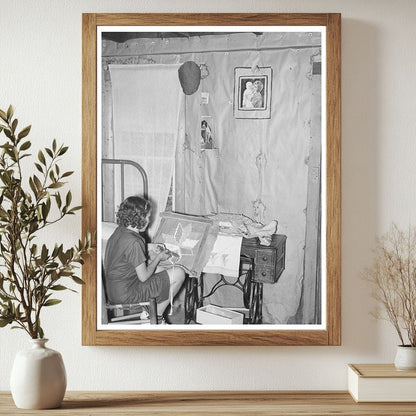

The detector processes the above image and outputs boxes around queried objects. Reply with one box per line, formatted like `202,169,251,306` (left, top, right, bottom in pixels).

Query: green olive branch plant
0,105,94,339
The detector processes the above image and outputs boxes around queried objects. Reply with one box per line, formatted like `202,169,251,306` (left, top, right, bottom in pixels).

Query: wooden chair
105,298,158,324
101,267,158,325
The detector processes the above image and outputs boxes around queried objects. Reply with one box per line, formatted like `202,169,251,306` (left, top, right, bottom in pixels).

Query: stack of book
348,364,416,402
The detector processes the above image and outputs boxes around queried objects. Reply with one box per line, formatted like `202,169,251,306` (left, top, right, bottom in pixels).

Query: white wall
1,0,415,391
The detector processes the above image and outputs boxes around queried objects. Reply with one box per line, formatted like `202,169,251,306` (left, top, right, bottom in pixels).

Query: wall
1,0,416,391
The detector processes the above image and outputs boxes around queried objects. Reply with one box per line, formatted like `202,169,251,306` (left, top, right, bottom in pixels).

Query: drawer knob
262,271,267,276
262,256,268,261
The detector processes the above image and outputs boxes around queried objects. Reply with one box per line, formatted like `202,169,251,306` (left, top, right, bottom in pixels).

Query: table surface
1,391,416,415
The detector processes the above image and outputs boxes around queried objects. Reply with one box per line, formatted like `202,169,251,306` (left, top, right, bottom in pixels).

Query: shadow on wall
341,19,382,355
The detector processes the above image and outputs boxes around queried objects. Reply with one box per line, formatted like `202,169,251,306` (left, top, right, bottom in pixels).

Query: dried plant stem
363,223,416,347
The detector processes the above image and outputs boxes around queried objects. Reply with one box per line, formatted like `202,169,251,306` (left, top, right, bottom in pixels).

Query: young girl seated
104,196,185,321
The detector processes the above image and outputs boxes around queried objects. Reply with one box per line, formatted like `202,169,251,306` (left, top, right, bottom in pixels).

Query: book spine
347,366,359,402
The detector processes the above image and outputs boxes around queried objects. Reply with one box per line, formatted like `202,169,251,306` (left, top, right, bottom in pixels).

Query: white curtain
109,64,183,236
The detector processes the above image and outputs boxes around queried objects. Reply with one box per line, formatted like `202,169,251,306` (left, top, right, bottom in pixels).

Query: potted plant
363,223,416,370
0,105,94,408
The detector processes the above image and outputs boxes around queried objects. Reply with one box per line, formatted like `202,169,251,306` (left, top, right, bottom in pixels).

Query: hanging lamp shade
178,61,201,95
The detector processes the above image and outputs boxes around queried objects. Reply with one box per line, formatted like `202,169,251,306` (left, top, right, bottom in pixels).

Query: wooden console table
1,391,416,415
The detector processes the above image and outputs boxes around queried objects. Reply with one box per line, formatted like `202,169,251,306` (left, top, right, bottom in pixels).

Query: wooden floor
2,391,416,415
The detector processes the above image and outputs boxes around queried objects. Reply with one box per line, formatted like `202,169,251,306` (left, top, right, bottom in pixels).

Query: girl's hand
159,249,172,261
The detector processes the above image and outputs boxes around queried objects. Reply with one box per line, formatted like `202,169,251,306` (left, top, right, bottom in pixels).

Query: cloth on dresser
207,213,278,246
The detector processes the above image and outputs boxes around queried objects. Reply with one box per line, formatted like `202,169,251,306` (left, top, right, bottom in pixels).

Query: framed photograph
82,13,341,346
234,67,272,118
201,116,215,149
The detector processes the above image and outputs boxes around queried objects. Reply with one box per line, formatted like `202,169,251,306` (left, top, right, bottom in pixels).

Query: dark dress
104,226,170,304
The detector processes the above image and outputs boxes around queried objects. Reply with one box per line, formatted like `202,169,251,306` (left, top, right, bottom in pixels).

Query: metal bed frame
102,158,148,200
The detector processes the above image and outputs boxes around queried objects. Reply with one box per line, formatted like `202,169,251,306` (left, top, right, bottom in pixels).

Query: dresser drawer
241,235,287,284
255,267,275,283
255,249,276,268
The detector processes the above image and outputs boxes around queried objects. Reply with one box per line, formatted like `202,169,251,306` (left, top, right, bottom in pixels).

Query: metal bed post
102,158,148,200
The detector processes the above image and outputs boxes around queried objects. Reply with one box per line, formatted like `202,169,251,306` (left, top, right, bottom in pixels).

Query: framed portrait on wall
234,67,272,119
82,13,341,346
200,115,215,149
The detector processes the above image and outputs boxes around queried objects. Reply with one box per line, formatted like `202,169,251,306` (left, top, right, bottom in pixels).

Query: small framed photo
234,67,272,119
201,116,215,150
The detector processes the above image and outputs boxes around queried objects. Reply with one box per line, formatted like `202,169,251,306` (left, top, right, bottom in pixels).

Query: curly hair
116,196,151,230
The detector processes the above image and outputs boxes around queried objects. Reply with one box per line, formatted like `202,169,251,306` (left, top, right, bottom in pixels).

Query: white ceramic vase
394,345,416,371
10,338,67,409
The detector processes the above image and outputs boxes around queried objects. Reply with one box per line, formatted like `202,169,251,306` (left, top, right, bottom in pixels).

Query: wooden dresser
1,391,415,415
241,234,287,283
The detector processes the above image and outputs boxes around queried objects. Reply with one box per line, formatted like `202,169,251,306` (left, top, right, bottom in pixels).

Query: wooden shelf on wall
1,391,416,415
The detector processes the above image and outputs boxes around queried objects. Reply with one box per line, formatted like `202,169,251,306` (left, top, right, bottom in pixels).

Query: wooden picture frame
82,13,341,346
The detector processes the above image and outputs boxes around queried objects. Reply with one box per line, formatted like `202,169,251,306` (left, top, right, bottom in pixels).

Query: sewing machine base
184,235,286,325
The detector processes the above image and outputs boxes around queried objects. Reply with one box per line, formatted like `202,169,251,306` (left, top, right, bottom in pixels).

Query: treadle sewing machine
184,234,287,325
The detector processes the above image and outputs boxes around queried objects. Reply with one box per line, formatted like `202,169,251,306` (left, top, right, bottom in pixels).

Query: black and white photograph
234,67,272,118
97,27,326,331
201,116,214,149
240,78,266,109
